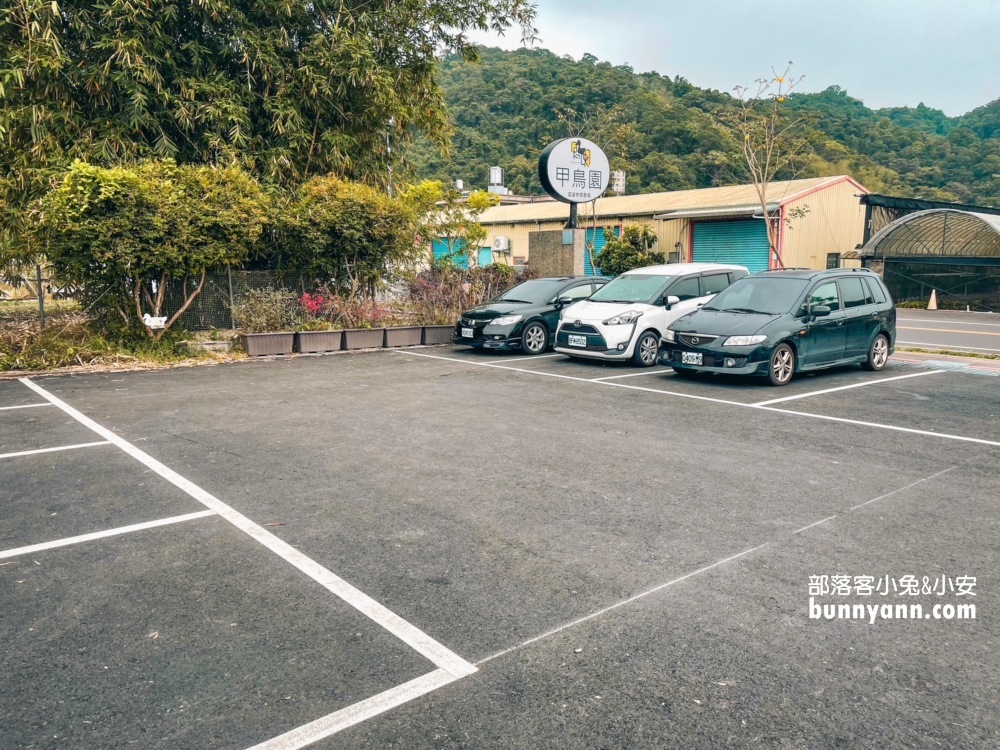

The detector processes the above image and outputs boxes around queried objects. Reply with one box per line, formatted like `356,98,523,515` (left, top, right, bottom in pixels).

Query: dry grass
0,304,224,372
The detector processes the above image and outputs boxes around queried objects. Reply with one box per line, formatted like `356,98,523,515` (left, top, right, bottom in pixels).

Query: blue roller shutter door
585,226,621,275
432,238,468,269
692,220,770,273
477,247,493,266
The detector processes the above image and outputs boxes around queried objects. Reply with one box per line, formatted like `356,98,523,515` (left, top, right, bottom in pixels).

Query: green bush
594,225,666,276
35,160,270,339
231,289,300,333
282,176,420,299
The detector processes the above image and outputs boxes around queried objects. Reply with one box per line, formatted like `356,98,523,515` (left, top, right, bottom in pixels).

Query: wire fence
163,270,320,330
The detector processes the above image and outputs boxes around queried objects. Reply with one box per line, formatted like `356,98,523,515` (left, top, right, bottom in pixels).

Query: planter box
343,328,385,350
422,325,455,345
241,332,294,357
296,330,343,353
384,326,423,348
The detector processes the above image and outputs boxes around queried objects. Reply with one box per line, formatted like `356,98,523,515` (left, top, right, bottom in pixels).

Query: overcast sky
473,0,1000,116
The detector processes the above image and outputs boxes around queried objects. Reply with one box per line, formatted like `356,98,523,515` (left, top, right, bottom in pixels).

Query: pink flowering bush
297,288,392,329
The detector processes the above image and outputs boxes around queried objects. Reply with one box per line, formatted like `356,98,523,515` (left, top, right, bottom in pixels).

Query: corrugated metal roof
479,176,852,225
652,202,780,220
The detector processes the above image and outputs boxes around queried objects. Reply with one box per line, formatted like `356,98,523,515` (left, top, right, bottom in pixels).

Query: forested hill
407,47,1000,207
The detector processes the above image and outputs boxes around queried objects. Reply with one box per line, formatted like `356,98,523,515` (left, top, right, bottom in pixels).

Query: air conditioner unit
493,236,511,253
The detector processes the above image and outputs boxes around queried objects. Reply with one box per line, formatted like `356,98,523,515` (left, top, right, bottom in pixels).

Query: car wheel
521,321,548,355
767,343,795,386
862,333,889,371
632,330,659,367
671,367,698,378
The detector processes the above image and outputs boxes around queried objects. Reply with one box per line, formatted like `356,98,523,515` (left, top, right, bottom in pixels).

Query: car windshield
492,278,570,304
702,276,808,315
589,274,673,304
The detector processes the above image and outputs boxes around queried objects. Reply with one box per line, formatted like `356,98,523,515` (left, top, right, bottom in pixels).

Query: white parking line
476,463,954,669
753,370,945,406
792,515,837,534
246,669,458,750
0,441,111,460
849,466,958,510
476,542,770,666
19,377,476,684
756,405,1000,447
399,350,749,408
400,350,1000,448
0,510,217,560
591,369,673,381
0,403,53,411
492,353,562,363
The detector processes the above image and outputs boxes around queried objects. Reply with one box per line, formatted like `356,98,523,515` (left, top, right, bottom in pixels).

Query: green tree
36,160,269,338
284,176,419,299
403,180,499,267
0,0,537,275
409,47,1000,209
594,225,664,276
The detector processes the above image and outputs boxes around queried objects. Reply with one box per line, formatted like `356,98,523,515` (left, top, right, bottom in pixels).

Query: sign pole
566,203,578,230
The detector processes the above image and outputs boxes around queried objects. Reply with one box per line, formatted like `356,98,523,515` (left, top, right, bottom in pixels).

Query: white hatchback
554,263,749,366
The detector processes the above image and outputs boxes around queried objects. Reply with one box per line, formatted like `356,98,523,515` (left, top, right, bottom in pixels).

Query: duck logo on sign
538,137,611,204
570,140,591,167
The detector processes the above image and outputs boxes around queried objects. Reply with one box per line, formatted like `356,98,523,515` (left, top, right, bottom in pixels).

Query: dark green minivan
659,268,895,386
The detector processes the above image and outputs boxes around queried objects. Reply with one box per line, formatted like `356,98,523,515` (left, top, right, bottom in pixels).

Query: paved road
896,308,1000,354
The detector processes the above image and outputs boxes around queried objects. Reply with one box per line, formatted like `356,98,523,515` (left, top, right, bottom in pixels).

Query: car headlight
491,314,522,326
603,310,642,325
559,308,566,320
662,329,676,343
723,334,767,347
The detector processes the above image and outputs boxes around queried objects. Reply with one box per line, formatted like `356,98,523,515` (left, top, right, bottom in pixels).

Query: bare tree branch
718,63,809,267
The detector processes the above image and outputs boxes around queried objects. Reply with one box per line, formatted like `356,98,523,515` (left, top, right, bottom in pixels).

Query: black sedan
455,276,609,355
660,268,896,386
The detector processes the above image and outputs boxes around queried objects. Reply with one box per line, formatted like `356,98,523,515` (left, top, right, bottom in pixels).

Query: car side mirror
664,295,680,310
555,296,573,307
811,305,831,319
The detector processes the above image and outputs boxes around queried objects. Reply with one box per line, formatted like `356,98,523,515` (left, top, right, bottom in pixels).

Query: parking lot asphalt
1,346,997,749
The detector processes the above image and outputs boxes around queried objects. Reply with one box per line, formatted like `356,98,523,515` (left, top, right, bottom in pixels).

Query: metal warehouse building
477,175,868,273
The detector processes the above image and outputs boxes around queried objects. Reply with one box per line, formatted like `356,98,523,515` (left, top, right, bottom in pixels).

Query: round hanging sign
538,137,611,204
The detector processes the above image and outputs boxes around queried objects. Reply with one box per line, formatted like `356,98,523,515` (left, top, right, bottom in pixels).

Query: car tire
521,321,548,355
671,366,698,378
767,343,795,386
631,330,659,367
862,333,889,371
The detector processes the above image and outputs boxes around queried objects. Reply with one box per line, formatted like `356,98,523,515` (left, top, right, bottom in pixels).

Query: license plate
682,352,703,365
568,334,588,348
462,327,474,339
